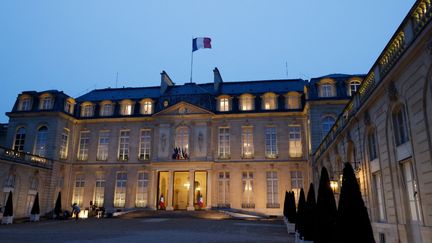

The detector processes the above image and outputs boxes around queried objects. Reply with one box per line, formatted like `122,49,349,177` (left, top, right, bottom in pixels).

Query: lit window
401,161,421,222
139,129,151,160
120,100,134,116
265,127,277,158
77,131,90,161
118,130,130,161
242,172,254,208
100,103,113,116
141,100,153,115
217,171,230,207
266,171,279,208
319,84,336,97
114,172,127,208
40,96,54,110
218,127,230,159
242,127,254,158
392,106,409,146
174,126,189,159
34,126,48,157
94,174,105,207
373,172,386,221
322,116,335,138
219,98,230,112
136,172,149,207
286,92,301,109
97,131,110,161
289,125,302,157
64,100,75,114
72,174,85,207
349,80,361,96
13,127,26,152
262,93,277,110
59,128,69,159
81,103,94,117
19,97,32,111
368,131,378,161
291,171,303,200
240,94,254,111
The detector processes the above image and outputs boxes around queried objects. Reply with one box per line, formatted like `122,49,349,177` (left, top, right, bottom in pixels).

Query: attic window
217,95,231,112
240,94,254,111
286,92,301,109
39,94,54,110
120,100,134,116
140,99,153,115
81,103,95,117
18,96,32,111
262,93,277,110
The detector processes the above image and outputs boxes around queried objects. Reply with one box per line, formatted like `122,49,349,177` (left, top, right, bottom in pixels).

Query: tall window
242,127,254,158
392,106,409,146
242,172,254,208
141,100,153,115
219,97,230,112
59,128,69,159
118,130,130,161
175,126,189,154
136,172,149,207
94,173,105,207
286,92,301,109
34,126,48,157
64,100,74,114
291,171,303,200
139,129,151,160
402,161,422,222
266,171,279,208
373,172,386,221
240,94,254,111
13,127,26,152
218,172,230,207
72,174,85,207
40,96,53,110
319,84,336,97
3,174,16,189
26,177,38,214
262,93,277,110
368,131,378,161
19,97,32,111
114,172,127,208
77,131,90,161
120,101,133,116
100,103,113,116
349,80,361,96
289,125,302,157
265,127,277,158
322,116,335,138
97,131,110,161
218,127,230,159
81,104,94,117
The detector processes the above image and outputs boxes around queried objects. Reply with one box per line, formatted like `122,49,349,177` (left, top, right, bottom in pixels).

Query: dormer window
18,96,32,111
318,79,336,98
120,100,134,116
262,93,277,110
81,102,95,117
140,99,153,115
217,95,231,112
285,92,301,109
239,94,254,111
348,80,361,96
64,98,75,114
100,101,114,116
39,94,54,110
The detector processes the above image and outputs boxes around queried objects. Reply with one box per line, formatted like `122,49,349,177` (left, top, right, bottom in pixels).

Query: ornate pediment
153,101,214,116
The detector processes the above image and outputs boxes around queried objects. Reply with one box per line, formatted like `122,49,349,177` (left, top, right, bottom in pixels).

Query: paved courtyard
0,210,293,242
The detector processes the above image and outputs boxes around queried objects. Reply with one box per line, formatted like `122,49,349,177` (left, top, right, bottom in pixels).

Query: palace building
1,0,432,242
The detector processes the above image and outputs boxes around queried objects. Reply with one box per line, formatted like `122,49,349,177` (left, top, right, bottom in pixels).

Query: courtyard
0,210,292,243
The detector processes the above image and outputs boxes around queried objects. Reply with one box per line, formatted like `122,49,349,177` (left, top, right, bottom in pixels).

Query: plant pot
286,222,296,234
1,216,13,224
30,214,40,222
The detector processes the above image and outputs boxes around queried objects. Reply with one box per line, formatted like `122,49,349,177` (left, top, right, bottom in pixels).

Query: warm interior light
330,180,339,193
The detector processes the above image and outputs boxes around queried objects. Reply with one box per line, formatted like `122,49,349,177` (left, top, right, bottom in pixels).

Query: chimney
213,67,223,92
160,70,174,94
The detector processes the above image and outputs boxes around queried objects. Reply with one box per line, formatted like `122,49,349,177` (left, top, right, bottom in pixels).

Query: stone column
149,170,157,210
166,170,174,211
206,170,212,209
187,170,195,211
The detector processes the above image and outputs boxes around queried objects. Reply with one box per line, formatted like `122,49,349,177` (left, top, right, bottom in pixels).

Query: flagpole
190,38,194,83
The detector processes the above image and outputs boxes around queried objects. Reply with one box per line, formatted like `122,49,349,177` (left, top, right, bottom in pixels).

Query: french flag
192,37,212,52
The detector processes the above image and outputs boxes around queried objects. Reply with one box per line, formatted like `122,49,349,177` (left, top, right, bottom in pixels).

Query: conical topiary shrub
2,191,13,224
295,188,306,240
287,191,297,224
316,167,338,243
54,191,62,219
338,162,375,243
303,183,317,242
30,193,40,222
283,190,288,219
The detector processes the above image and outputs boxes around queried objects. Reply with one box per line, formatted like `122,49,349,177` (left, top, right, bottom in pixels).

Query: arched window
100,101,114,117
140,99,154,115
18,95,32,111
318,79,336,97
34,126,48,157
368,130,378,161
239,94,254,111
39,93,54,110
348,80,361,96
81,102,95,117
262,93,277,110
3,174,16,188
64,98,75,114
175,126,189,158
217,95,231,112
322,116,335,138
285,92,301,109
13,127,26,152
392,105,409,146
120,99,134,116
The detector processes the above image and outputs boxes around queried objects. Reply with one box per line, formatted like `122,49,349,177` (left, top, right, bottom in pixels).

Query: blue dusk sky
0,0,414,122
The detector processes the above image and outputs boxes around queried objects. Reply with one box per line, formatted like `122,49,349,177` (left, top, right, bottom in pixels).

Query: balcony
0,146,53,170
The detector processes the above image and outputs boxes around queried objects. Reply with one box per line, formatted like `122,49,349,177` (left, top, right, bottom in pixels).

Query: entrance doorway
173,171,190,210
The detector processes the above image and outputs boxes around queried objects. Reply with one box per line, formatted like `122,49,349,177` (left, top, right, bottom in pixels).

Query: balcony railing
0,146,53,170
313,0,432,162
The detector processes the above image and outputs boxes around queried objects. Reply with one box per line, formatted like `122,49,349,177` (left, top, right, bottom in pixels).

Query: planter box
30,214,40,222
1,216,13,224
286,222,296,234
